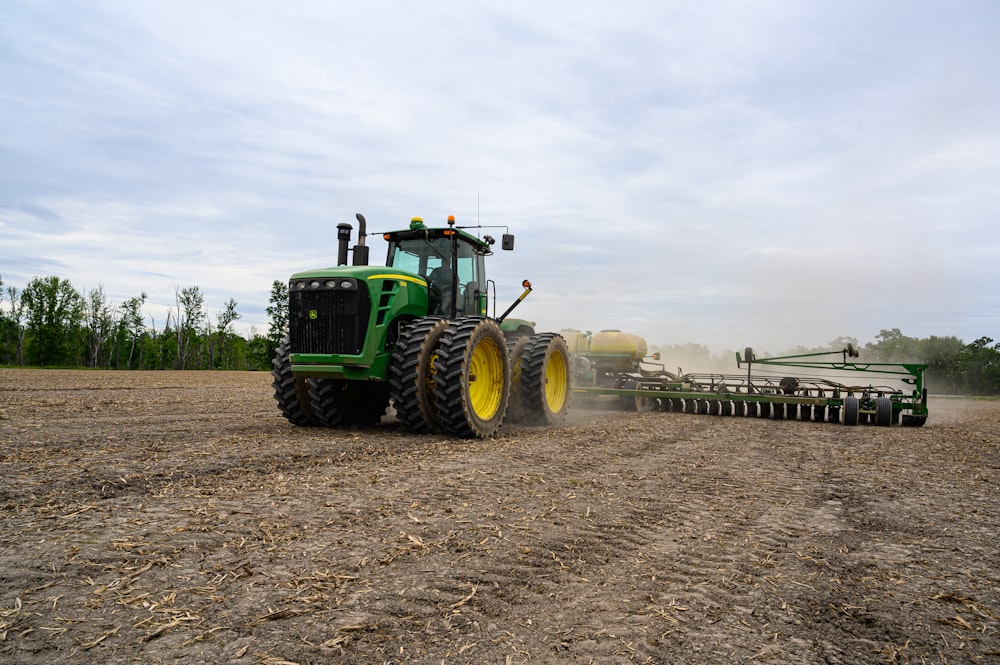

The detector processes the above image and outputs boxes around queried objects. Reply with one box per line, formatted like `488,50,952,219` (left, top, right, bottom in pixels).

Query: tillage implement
271,213,571,438
568,330,929,427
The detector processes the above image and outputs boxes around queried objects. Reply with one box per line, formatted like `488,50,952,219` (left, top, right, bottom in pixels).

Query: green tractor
271,213,571,437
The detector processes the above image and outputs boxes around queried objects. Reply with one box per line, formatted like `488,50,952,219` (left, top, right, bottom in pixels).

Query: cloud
1,0,998,354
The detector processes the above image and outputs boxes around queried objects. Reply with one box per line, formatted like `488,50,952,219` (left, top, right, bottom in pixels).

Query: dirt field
1,369,998,664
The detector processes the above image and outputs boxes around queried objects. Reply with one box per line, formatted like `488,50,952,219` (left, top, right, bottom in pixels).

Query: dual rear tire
392,317,571,437
515,332,571,424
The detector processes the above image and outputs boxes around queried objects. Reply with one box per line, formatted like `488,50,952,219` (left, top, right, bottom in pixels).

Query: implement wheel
901,414,928,427
875,397,893,427
520,333,571,424
843,396,860,426
434,317,511,438
271,333,319,426
634,394,657,412
389,317,449,433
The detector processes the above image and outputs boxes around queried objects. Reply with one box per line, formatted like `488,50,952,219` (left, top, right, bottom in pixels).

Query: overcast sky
2,0,998,354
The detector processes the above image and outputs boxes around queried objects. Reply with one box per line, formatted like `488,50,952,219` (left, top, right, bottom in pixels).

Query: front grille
289,287,371,355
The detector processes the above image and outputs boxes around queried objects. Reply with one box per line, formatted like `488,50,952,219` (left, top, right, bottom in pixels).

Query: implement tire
434,317,510,438
389,317,449,433
844,396,860,426
875,396,893,427
271,333,318,426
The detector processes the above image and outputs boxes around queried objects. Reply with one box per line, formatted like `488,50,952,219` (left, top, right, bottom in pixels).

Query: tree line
2,274,998,395
0,275,288,371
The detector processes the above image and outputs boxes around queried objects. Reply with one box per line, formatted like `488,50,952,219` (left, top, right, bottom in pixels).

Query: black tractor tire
308,378,344,427
433,317,511,438
310,379,389,427
521,333,571,424
505,335,531,424
271,333,319,426
389,317,449,433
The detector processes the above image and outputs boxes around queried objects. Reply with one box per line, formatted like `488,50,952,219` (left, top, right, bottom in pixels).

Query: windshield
388,236,486,315
389,237,453,277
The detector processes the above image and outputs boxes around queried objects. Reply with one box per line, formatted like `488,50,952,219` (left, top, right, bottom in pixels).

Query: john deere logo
309,310,318,320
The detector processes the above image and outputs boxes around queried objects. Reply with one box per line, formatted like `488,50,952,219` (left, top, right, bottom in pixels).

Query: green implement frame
571,346,929,427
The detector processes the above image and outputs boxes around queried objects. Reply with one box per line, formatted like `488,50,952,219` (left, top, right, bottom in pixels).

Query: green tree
957,337,1000,395
867,328,934,364
116,293,148,369
267,280,288,344
175,286,206,369
85,285,115,368
0,277,26,365
246,332,273,371
245,279,289,370
921,335,965,394
211,298,241,370
21,276,86,366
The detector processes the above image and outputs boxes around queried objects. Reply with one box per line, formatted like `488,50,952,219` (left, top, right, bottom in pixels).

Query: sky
2,0,998,354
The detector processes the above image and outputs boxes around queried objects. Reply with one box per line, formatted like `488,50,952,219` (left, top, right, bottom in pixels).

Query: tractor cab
383,217,493,318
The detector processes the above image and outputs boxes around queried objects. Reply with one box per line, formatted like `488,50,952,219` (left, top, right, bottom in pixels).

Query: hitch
496,280,532,323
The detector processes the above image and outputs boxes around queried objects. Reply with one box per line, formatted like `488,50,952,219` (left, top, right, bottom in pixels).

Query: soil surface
1,369,998,664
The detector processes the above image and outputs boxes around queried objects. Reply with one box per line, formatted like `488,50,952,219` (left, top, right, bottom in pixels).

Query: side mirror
502,234,515,251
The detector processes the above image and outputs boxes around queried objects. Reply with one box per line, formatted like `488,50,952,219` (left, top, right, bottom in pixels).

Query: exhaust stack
353,213,369,266
336,223,352,266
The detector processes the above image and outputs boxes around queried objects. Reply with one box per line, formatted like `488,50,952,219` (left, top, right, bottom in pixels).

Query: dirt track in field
1,369,998,664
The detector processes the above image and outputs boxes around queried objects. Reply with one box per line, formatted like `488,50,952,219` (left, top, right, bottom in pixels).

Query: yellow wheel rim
469,336,504,420
543,348,568,413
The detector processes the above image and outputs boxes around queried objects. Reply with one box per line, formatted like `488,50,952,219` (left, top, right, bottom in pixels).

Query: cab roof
382,225,493,254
